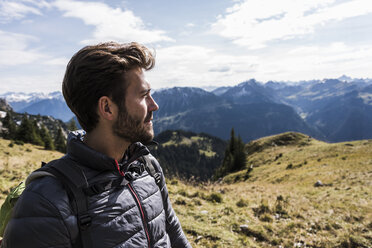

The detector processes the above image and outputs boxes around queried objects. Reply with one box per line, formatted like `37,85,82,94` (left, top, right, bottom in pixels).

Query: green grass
162,132,217,157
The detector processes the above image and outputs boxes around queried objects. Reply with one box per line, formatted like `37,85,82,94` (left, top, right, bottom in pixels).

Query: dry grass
0,133,371,247
0,139,62,202
169,133,372,247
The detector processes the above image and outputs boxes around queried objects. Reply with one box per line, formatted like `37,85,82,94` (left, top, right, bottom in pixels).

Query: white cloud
212,0,372,49
53,0,174,44
146,41,372,89
147,45,258,88
0,30,46,66
0,27,69,67
43,57,69,66
0,74,62,93
186,23,195,28
252,42,372,82
0,0,51,23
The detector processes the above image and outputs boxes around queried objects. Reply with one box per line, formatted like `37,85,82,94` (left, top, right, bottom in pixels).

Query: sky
0,0,372,93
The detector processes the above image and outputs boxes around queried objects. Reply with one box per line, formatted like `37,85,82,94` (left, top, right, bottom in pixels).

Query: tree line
1,111,77,153
213,128,247,180
149,130,227,181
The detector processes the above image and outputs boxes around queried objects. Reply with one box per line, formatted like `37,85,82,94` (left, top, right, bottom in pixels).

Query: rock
294,241,305,247
314,180,324,187
200,210,208,215
218,189,225,194
0,98,12,112
240,224,249,232
195,236,203,243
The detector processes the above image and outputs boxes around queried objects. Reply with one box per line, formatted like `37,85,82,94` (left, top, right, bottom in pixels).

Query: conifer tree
232,135,246,171
54,127,66,153
2,111,17,140
31,119,44,146
67,118,78,131
16,114,37,144
229,128,236,154
39,125,55,150
214,128,247,179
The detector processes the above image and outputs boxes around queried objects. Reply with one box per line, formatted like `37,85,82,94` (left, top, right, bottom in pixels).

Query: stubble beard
113,105,154,144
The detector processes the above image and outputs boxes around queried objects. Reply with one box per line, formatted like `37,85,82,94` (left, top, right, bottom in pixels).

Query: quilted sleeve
150,156,192,248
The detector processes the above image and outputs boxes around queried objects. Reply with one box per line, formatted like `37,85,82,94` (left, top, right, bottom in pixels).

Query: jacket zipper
128,183,151,248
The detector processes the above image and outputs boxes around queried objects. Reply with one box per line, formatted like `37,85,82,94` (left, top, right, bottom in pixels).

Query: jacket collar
66,130,150,173
66,130,118,171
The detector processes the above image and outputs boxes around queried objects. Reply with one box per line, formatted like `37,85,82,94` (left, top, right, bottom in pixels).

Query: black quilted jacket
2,132,191,248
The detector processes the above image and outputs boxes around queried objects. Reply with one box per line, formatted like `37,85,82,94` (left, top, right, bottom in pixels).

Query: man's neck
83,128,130,161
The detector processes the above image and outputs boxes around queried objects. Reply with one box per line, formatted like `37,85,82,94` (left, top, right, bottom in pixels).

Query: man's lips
144,112,153,123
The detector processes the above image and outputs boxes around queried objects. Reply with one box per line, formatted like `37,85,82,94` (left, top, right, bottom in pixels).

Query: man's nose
148,95,159,112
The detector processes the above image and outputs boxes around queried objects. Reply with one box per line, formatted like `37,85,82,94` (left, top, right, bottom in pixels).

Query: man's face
113,67,159,144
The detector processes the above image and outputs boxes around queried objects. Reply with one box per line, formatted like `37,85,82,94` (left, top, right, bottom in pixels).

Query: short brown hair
62,42,155,132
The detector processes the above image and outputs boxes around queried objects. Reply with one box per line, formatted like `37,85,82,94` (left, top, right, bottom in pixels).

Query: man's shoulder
12,174,71,222
22,158,74,209
26,172,63,193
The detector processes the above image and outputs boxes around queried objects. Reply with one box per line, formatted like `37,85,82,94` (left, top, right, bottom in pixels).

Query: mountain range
1,76,372,142
0,92,73,122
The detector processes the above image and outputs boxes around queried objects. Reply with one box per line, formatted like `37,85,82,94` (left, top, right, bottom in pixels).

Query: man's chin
136,128,154,144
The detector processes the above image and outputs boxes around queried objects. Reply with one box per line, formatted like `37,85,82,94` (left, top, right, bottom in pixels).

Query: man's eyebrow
140,88,151,94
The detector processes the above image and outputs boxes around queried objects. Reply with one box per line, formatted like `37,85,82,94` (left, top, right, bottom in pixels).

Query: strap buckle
78,213,92,230
153,173,161,185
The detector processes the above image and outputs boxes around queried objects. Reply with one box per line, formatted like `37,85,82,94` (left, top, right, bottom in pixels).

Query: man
2,42,191,248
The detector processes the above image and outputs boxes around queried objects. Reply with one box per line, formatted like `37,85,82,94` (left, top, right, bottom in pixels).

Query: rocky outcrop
0,98,13,112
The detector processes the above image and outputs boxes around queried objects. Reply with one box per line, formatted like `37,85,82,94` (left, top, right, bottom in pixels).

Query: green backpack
0,182,25,236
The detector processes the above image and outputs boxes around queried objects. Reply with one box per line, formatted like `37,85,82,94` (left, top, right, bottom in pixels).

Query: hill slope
168,132,372,247
0,133,371,247
0,139,63,202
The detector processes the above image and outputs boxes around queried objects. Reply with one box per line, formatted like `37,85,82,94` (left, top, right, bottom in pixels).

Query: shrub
189,191,200,198
177,189,187,197
259,214,273,222
338,235,370,248
175,198,187,205
222,207,234,215
240,225,269,242
192,199,202,206
274,195,289,217
205,192,223,203
170,179,178,185
236,199,248,208
253,199,271,217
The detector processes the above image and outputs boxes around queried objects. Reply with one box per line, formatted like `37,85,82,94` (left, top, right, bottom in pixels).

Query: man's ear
97,96,115,121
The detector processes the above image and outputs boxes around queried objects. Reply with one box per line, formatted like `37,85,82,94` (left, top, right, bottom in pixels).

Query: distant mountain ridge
1,75,372,142
0,92,74,122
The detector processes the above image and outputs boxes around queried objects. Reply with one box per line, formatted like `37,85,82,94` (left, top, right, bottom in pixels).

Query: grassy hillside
169,132,372,247
0,133,371,247
0,139,62,202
